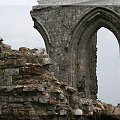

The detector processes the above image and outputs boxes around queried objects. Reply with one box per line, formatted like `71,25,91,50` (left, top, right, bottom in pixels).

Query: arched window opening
97,27,120,105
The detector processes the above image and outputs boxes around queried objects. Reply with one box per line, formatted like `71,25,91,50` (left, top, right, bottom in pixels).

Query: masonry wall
31,5,120,99
37,0,120,5
31,5,94,85
0,39,120,119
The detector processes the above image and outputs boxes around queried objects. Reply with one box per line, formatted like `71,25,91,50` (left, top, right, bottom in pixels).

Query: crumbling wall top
37,0,120,5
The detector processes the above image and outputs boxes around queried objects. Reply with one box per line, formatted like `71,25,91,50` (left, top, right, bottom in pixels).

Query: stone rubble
0,38,120,119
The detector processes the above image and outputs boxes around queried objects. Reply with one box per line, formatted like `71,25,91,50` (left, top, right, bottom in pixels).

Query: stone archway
31,17,51,54
31,5,120,100
70,7,120,99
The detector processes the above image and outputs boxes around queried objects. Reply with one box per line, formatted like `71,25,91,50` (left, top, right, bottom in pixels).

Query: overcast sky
0,1,45,49
0,0,120,105
0,0,38,5
97,28,120,105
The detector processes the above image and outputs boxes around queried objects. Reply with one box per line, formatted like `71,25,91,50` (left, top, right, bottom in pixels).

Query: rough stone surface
31,5,120,99
0,39,120,119
37,0,120,5
0,1,120,119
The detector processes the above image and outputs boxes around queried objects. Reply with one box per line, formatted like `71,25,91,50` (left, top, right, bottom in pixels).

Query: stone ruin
37,0,120,5
0,38,120,119
0,0,120,119
31,0,120,100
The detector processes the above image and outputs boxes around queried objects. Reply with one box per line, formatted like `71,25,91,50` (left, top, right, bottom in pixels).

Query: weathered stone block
0,60,4,66
4,59,17,67
16,59,27,67
5,68,19,76
0,69,4,76
19,66,45,75
0,76,6,86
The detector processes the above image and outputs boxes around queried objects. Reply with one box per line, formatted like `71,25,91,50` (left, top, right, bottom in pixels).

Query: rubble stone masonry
0,38,120,119
31,4,120,99
0,1,120,119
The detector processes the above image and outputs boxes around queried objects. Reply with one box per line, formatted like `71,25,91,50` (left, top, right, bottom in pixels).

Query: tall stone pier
31,0,120,99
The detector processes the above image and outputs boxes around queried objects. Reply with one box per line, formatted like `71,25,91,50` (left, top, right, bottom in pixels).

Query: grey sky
0,1,45,50
0,0,37,5
0,1,120,105
97,27,120,105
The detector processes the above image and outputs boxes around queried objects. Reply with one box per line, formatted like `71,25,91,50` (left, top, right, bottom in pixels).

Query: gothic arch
70,7,120,99
32,17,51,54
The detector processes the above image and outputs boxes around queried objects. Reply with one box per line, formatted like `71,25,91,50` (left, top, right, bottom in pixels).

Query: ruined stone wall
0,39,80,119
0,38,120,119
1,39,120,120
31,5,94,85
31,5,120,99
37,0,120,5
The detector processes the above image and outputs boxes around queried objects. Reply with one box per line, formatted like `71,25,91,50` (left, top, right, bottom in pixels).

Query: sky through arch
97,27,120,105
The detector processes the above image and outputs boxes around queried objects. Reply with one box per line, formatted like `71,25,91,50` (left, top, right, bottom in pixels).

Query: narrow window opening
97,27,120,105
